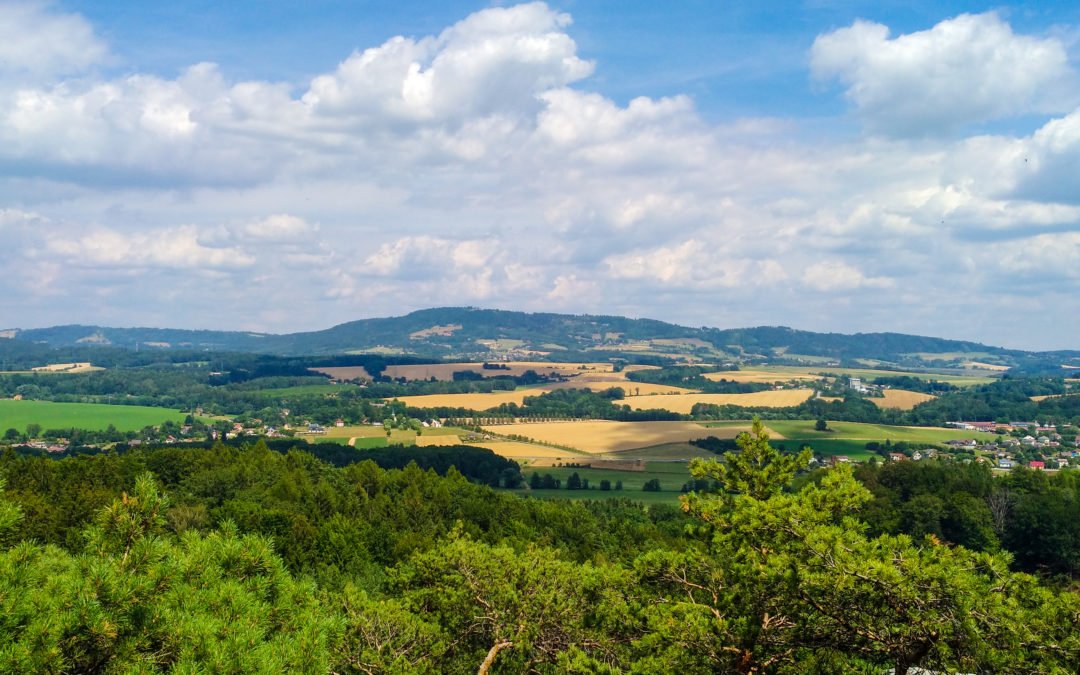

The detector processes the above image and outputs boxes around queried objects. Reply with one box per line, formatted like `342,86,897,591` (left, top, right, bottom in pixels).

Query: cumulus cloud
801,261,893,292
44,226,255,270
811,13,1075,137
0,1,107,79
4,4,1080,347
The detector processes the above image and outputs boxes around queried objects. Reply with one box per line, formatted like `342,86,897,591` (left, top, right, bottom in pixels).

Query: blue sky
3,1,1080,349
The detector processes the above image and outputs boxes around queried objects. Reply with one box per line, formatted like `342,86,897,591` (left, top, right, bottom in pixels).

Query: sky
3,1,1080,350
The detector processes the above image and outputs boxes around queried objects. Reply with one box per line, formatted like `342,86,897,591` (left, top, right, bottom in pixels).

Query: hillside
4,307,1077,369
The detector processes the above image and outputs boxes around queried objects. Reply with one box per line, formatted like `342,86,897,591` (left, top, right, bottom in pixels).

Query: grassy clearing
0,400,190,432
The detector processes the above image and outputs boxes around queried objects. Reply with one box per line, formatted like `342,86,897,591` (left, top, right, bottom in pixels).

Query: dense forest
2,424,1078,673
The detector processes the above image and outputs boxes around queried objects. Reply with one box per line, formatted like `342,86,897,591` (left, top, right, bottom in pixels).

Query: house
888,452,906,462
1055,458,1070,469
1029,460,1046,471
912,450,923,461
334,419,345,427
998,458,1014,469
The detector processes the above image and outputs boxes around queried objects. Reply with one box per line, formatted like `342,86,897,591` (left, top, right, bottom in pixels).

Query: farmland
871,389,937,409
0,400,190,432
480,420,758,454
744,365,996,387
627,389,815,413
383,361,614,381
703,369,821,384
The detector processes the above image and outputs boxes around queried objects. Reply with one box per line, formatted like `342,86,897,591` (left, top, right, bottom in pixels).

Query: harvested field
472,441,582,459
964,361,1010,371
415,434,463,447
542,379,696,396
309,366,371,380
628,389,814,414
872,389,936,409
480,420,759,454
703,369,821,384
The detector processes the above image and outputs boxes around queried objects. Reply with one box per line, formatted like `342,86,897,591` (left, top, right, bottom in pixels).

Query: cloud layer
2,3,1080,349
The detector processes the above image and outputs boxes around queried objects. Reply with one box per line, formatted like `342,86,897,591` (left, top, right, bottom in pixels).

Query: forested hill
3,307,1075,366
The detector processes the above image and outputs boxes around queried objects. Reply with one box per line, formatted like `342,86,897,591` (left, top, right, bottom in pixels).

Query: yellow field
415,434,463,446
395,378,697,410
479,420,764,454
1031,393,1080,402
872,389,936,410
628,389,814,414
964,361,1010,372
703,369,822,384
471,441,583,459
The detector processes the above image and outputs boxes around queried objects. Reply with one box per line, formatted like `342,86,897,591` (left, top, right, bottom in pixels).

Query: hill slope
4,307,1076,369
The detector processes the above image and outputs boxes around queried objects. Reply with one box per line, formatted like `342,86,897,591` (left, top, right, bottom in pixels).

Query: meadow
0,400,190,432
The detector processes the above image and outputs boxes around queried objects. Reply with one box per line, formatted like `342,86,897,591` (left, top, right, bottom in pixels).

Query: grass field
480,420,752,454
737,420,991,459
0,400,190,432
249,383,356,397
628,389,814,413
871,389,937,409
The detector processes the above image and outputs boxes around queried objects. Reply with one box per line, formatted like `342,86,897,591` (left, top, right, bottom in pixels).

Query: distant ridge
3,307,1076,368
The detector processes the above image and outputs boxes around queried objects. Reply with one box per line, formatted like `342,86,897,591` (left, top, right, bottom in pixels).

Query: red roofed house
1029,460,1046,471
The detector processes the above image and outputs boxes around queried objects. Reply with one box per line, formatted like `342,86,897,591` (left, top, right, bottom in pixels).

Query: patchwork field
479,420,760,454
396,390,535,410
871,389,937,409
0,400,190,432
743,365,995,387
383,361,614,381
627,389,815,413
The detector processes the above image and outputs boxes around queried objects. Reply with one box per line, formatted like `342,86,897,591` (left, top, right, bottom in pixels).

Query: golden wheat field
627,389,814,414
415,434,463,447
479,420,760,454
871,389,936,409
470,441,584,459
703,369,822,384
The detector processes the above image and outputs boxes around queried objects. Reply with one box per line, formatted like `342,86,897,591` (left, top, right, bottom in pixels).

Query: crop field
479,420,753,454
383,361,614,382
471,441,584,459
415,434,464,447
396,390,535,410
871,389,937,409
628,389,814,413
745,365,995,387
308,366,372,380
0,400,190,432
703,370,821,384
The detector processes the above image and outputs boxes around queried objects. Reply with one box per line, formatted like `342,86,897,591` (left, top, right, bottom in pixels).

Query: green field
249,383,357,397
0,400,189,432
695,420,989,460
520,488,679,504
755,365,995,387
519,460,692,503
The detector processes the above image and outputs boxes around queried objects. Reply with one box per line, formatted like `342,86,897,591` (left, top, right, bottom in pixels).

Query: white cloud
44,226,255,270
811,13,1075,137
801,261,893,292
0,1,107,79
3,4,1080,347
